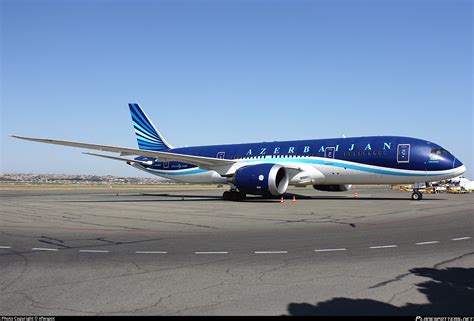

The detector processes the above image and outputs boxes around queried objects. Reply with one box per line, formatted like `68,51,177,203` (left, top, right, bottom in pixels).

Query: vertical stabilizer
128,103,172,151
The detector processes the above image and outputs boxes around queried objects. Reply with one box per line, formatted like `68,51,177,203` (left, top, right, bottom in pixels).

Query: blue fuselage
136,136,463,177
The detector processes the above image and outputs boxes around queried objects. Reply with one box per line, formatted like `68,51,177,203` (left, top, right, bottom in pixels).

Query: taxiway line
369,245,398,249
415,241,439,245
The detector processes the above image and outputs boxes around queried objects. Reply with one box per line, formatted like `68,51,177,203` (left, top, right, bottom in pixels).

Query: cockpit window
431,148,449,155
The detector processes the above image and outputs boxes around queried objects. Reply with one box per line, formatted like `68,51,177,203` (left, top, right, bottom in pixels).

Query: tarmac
0,186,473,315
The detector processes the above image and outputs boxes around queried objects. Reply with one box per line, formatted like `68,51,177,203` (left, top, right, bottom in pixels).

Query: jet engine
233,163,289,196
313,184,352,192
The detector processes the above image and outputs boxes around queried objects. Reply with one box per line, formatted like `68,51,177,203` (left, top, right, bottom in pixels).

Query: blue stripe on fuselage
148,168,208,176
242,158,442,177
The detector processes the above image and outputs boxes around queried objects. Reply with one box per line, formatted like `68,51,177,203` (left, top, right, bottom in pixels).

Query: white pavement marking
416,241,439,245
0,246,12,249
32,248,58,251
314,248,347,252
254,251,288,254
369,245,398,249
135,251,168,254
194,251,229,254
452,237,471,241
79,250,109,253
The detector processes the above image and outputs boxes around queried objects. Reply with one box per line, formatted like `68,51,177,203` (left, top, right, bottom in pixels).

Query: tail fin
128,103,172,151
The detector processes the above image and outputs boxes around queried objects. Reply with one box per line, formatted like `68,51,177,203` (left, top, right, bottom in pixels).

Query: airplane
12,103,466,201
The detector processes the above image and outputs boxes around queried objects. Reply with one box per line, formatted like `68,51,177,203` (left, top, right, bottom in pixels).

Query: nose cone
453,158,466,177
453,158,463,169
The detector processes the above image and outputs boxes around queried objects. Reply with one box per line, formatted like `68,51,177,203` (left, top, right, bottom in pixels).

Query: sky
1,0,472,179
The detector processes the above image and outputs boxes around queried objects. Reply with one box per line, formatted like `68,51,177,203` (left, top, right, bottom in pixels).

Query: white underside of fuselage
131,156,466,186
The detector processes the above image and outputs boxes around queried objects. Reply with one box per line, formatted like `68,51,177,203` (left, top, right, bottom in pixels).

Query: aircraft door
217,152,225,159
325,147,335,159
397,144,410,163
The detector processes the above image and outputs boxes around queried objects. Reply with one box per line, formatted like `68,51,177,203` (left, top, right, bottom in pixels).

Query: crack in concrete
277,218,357,227
0,237,167,257
0,250,29,292
6,200,220,231
67,208,220,230
17,291,98,315
40,236,65,243
387,285,415,304
369,251,474,289
0,255,250,295
370,272,413,289
433,251,474,269
256,259,290,283
38,240,70,248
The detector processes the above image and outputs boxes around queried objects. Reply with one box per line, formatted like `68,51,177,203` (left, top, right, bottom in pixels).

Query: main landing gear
411,190,423,201
223,190,246,201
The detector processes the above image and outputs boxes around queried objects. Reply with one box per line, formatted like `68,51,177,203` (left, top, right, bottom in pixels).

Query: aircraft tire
223,191,231,201
231,191,246,201
411,192,423,201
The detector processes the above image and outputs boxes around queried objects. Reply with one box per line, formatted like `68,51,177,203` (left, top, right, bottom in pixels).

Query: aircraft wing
11,135,235,170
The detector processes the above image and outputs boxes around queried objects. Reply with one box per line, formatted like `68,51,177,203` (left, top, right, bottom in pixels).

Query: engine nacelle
233,163,289,196
313,184,352,192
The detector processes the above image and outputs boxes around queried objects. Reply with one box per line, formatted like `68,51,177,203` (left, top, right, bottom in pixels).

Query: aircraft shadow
60,192,445,203
141,192,445,202
286,266,474,316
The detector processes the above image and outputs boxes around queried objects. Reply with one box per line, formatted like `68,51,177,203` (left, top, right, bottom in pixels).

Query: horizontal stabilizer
83,152,153,166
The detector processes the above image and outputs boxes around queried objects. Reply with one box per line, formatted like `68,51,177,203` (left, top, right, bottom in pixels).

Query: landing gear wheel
231,191,246,201
223,191,231,201
411,191,423,201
